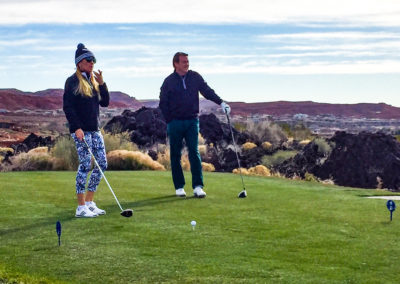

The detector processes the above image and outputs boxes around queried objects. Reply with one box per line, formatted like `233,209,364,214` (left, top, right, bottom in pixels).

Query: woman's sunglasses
85,56,96,63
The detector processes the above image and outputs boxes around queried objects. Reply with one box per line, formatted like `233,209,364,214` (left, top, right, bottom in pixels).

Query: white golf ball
191,220,196,226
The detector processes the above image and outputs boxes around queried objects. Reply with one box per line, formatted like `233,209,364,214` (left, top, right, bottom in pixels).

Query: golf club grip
83,139,124,211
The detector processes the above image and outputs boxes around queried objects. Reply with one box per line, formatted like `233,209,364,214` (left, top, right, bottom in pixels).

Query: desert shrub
28,146,48,154
233,165,271,177
198,133,205,145
155,148,194,171
198,145,207,157
181,153,190,171
233,121,247,132
8,151,55,171
156,144,168,154
0,147,14,155
280,123,314,140
248,165,271,176
232,167,250,175
157,149,171,170
51,135,79,170
103,131,138,153
299,139,311,146
202,162,215,172
0,147,14,164
245,120,287,145
261,141,272,150
313,137,334,156
242,142,257,150
107,150,165,171
106,122,123,134
304,172,318,182
261,150,298,168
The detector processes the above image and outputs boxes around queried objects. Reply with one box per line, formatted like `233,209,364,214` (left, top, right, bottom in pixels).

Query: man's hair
173,52,188,69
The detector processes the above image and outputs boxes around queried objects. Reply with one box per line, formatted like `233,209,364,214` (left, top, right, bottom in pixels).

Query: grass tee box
0,171,400,283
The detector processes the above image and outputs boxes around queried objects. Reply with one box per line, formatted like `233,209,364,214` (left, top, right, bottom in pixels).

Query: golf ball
191,220,196,226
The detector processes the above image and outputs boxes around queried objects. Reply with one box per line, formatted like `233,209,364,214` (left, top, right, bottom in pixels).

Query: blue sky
1,0,400,106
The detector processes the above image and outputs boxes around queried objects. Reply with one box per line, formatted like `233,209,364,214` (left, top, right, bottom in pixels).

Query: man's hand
220,102,231,115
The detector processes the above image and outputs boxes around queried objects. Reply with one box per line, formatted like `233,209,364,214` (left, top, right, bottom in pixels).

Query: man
159,52,231,198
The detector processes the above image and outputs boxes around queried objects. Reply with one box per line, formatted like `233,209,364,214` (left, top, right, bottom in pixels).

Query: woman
63,43,110,218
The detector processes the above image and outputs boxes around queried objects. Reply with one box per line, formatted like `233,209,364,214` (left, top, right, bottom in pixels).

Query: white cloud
197,60,400,75
105,65,170,77
280,41,400,51
0,39,42,46
258,32,400,40
1,0,400,26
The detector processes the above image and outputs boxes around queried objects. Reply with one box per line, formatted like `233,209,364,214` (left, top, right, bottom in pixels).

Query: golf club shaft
83,139,124,211
226,113,246,190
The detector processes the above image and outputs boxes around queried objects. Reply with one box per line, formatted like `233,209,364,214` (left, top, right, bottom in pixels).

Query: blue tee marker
386,200,396,221
56,221,62,246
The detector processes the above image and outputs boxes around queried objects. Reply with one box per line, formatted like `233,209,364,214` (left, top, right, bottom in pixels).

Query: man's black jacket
159,70,223,123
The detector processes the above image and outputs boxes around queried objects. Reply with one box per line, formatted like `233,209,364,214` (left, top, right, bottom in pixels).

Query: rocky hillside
228,101,400,119
0,88,143,110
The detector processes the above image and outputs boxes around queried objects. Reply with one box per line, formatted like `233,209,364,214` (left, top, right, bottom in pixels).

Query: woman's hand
75,128,84,141
93,70,104,85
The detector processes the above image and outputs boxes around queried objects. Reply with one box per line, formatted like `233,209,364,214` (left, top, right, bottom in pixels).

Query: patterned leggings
72,131,107,194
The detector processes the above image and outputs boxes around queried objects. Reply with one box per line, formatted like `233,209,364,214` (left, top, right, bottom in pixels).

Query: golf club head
238,190,247,198
121,209,133,218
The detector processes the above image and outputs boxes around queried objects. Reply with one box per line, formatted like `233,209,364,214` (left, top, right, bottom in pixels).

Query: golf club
83,138,133,217
225,111,247,198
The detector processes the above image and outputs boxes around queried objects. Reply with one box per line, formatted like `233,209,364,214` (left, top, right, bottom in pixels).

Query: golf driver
225,112,247,198
83,138,133,217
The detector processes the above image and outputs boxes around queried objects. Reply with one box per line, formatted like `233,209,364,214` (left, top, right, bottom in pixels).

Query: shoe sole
176,194,186,197
75,214,97,218
194,194,206,198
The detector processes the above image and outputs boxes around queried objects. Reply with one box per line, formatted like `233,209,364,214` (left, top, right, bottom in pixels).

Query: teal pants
167,119,203,190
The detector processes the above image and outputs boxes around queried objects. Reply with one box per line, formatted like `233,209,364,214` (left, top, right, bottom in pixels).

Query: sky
1,0,400,106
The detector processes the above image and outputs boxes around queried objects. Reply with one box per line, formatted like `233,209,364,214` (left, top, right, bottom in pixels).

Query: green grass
1,171,400,283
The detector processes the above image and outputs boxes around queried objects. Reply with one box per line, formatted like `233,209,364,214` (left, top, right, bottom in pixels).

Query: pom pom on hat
75,43,96,65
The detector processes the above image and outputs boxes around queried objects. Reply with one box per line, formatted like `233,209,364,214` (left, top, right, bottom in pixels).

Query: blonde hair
75,69,100,97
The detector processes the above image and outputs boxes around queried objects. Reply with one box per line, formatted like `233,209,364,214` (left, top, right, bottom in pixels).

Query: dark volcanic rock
105,110,250,150
203,147,240,173
104,107,167,148
277,131,400,190
319,131,400,190
11,133,53,154
199,113,249,146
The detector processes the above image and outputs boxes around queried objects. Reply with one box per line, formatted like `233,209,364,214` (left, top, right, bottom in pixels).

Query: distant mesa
1,88,400,119
0,88,143,111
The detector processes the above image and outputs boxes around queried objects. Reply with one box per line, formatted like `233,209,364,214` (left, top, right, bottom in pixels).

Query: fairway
1,171,400,283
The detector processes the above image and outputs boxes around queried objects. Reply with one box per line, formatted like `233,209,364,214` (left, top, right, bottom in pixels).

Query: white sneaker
75,205,98,218
176,188,186,197
193,186,206,198
87,202,106,215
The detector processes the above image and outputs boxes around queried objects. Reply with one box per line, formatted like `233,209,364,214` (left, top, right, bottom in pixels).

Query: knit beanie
75,43,96,65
